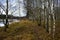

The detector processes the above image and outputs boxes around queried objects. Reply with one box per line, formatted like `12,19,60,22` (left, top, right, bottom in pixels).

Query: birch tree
51,0,55,39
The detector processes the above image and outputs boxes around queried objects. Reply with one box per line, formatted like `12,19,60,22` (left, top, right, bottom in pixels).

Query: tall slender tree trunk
50,0,55,39
5,0,9,31
52,0,55,39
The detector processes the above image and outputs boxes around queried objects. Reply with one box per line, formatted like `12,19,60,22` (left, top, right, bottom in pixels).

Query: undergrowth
0,20,52,40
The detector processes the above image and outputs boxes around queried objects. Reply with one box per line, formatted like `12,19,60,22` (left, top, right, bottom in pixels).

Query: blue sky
0,0,27,17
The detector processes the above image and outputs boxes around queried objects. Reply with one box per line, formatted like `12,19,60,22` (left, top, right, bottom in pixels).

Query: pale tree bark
43,0,49,34
44,0,49,32
48,0,53,34
52,0,55,39
40,0,45,27
49,0,55,39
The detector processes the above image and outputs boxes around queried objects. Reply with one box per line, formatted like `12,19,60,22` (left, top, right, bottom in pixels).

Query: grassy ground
0,20,52,40
55,20,60,40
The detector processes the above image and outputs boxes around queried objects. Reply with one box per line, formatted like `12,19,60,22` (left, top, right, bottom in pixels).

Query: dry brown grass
0,20,52,40
55,20,60,40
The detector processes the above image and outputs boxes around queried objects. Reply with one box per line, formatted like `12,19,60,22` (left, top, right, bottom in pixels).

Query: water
0,19,19,27
0,22,4,27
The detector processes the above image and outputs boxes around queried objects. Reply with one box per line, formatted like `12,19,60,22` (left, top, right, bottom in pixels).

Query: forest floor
55,20,60,40
0,19,59,40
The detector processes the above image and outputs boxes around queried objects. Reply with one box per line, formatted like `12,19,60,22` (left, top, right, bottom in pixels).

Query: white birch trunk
51,0,55,39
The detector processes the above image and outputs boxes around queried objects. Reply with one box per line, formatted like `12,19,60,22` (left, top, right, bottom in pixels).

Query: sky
0,0,27,17
0,0,60,17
